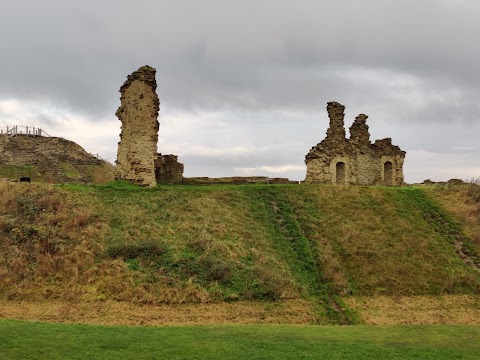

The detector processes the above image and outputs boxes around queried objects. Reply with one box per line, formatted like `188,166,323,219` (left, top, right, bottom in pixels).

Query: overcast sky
0,0,479,182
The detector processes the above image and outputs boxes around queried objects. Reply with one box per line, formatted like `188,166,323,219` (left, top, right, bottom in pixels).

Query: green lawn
1,320,479,359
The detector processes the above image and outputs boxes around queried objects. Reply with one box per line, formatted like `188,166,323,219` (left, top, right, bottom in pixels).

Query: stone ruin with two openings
304,101,406,185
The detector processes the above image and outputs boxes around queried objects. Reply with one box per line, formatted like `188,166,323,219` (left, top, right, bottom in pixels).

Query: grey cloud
179,144,306,169
1,0,479,183
1,0,479,118
31,113,68,129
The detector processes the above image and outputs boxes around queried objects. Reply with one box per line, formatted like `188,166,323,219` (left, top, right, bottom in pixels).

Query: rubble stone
155,154,184,184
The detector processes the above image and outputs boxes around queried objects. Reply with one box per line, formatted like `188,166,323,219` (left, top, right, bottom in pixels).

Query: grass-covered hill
0,181,479,325
0,135,113,183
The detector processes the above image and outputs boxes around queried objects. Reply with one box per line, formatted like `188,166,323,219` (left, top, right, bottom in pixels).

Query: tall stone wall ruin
115,65,184,186
115,65,160,186
305,102,406,185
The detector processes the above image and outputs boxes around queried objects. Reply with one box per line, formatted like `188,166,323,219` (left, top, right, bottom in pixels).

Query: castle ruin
304,102,405,185
115,65,184,186
114,68,403,187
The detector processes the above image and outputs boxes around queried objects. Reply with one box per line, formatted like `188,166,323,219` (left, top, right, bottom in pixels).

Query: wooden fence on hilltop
0,125,51,137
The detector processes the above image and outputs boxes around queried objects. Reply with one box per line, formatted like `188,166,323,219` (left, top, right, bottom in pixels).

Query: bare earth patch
345,295,480,325
0,300,318,326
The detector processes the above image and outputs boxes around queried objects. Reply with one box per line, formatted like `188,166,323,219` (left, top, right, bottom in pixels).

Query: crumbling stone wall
115,65,160,186
155,154,184,184
114,65,185,186
305,102,406,185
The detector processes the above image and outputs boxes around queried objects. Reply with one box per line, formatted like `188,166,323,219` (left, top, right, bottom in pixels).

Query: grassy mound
0,182,478,324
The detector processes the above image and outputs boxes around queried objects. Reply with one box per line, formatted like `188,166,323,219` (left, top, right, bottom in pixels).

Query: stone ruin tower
304,101,406,185
115,65,184,186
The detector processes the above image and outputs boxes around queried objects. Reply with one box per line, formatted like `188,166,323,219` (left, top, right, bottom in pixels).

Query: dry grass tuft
344,295,480,325
0,299,318,326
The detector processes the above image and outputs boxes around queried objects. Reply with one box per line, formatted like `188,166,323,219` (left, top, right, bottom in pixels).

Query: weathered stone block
155,154,184,184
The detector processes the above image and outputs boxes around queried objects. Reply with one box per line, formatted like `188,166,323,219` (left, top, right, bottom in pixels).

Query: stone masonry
115,65,160,186
155,154,184,184
114,65,184,186
305,102,406,185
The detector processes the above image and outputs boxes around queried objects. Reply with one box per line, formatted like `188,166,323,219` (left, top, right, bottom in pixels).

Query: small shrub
0,216,15,237
13,195,41,223
197,256,233,283
175,253,234,285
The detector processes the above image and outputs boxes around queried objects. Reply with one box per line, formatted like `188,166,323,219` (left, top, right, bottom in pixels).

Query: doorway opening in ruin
384,161,393,185
336,162,346,185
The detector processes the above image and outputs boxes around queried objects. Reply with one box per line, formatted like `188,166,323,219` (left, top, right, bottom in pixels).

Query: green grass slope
0,182,479,325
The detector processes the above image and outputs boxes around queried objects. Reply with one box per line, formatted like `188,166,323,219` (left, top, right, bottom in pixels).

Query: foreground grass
1,320,479,360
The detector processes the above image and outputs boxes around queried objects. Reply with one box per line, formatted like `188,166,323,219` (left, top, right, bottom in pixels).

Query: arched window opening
384,161,393,185
336,162,346,185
